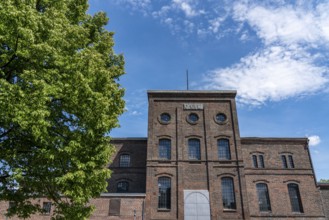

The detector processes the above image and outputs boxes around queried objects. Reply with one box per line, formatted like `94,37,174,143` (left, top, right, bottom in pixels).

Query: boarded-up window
109,199,121,216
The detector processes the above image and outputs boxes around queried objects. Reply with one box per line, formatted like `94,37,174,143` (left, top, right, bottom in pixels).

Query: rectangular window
288,184,303,213
288,155,294,168
281,155,288,168
218,139,231,160
43,202,51,214
259,155,265,168
221,177,236,209
158,177,171,209
119,154,130,167
256,183,271,211
188,139,200,160
252,155,258,168
159,139,171,160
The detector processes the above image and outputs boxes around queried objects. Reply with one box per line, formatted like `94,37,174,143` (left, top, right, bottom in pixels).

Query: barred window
252,155,258,168
281,155,288,168
221,177,236,210
288,183,303,213
159,139,171,160
259,155,265,168
218,139,231,160
43,202,52,214
188,139,200,160
158,177,171,209
117,181,129,193
288,155,295,168
256,183,271,212
119,154,130,167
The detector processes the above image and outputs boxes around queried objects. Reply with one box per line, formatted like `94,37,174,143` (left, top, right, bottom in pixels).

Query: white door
184,190,211,220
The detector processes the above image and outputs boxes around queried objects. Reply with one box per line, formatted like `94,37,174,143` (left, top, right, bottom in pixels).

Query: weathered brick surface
319,184,329,219
0,195,145,220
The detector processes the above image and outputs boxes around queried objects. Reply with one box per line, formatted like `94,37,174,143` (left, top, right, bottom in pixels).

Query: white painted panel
184,190,210,220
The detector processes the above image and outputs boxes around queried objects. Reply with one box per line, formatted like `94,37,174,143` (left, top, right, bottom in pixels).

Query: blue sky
88,0,329,180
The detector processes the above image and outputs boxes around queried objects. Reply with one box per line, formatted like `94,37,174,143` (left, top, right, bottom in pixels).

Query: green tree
0,0,125,219
319,179,329,183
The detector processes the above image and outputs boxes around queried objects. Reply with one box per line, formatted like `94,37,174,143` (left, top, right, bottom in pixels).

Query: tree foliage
319,179,329,183
0,0,125,219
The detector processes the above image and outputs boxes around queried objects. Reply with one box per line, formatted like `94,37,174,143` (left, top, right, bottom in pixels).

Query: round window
215,113,227,123
188,113,199,123
160,113,171,123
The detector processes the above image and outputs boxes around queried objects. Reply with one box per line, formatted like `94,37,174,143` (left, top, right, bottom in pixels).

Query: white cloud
308,135,321,146
233,2,329,46
173,0,198,17
204,45,328,105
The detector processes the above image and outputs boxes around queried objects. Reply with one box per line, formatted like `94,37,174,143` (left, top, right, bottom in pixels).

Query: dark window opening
281,155,288,168
119,154,130,167
288,183,303,213
218,139,231,160
42,202,51,214
288,155,295,168
117,181,129,193
221,177,236,210
256,183,271,212
159,139,171,160
158,177,171,209
188,139,201,160
259,155,265,168
252,155,258,168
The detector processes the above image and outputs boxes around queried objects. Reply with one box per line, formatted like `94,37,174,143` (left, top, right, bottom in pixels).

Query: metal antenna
186,69,189,90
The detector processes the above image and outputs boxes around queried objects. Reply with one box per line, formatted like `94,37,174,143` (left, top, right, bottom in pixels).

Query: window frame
256,183,271,212
158,138,171,160
221,177,236,210
188,138,201,160
119,154,131,167
281,155,288,168
288,183,303,213
158,177,171,210
116,181,129,193
218,139,231,160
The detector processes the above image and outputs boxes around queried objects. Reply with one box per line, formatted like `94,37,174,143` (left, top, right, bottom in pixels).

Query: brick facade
0,90,327,219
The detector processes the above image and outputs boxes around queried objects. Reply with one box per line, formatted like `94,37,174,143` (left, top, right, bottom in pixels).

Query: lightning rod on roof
186,69,189,90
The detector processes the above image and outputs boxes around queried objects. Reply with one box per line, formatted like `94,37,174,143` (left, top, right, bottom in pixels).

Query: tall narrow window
119,154,130,167
252,155,258,168
288,155,295,168
256,183,271,211
117,181,129,193
158,177,171,209
221,177,236,209
218,139,231,160
159,139,171,160
188,139,200,160
288,183,303,213
259,155,265,168
281,155,288,168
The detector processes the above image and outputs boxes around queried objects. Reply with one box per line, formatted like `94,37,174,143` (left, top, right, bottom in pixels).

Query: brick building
1,90,328,220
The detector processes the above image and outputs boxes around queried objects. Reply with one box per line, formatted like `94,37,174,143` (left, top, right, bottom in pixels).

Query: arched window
188,139,200,160
119,154,130,167
259,155,265,168
117,181,129,193
218,139,231,160
281,155,288,168
158,177,171,209
221,177,236,209
256,183,271,211
288,183,303,213
159,139,171,160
